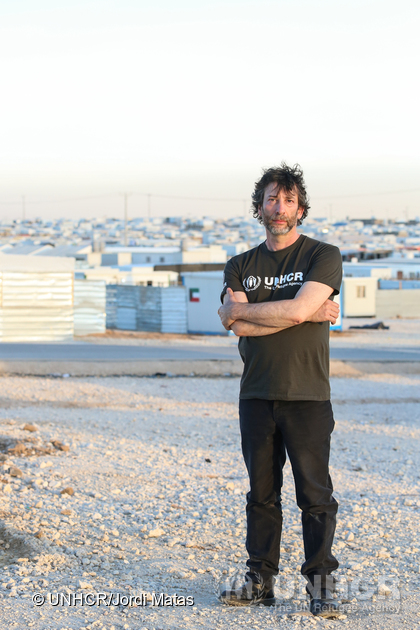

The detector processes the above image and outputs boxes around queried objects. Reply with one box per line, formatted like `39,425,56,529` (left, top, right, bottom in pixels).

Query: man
218,163,342,617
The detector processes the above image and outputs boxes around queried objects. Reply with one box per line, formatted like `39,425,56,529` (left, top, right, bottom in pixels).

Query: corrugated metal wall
161,287,187,333
111,286,146,331
136,286,162,332
105,285,118,329
0,271,74,341
106,285,187,333
74,279,106,336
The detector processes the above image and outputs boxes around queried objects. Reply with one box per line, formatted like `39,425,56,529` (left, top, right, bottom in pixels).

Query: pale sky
1,0,419,221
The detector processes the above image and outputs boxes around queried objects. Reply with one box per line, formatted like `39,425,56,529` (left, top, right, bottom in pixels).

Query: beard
261,209,300,235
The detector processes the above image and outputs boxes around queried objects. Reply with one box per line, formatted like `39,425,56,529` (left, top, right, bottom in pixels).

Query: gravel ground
75,319,420,349
0,373,419,630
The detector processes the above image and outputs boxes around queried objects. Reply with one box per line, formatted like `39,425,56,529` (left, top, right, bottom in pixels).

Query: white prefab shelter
0,254,74,341
342,277,377,317
182,271,226,334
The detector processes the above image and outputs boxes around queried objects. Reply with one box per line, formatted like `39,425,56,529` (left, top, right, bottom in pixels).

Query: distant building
343,262,392,279
76,266,179,287
99,244,227,266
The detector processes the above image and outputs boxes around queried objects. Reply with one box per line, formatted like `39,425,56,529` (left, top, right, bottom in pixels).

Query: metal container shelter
181,271,226,334
73,279,106,336
0,254,74,341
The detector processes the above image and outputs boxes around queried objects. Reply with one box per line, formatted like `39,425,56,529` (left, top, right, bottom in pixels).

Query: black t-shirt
221,235,342,401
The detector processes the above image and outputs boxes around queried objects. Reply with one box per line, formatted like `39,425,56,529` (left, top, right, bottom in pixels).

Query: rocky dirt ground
0,372,419,630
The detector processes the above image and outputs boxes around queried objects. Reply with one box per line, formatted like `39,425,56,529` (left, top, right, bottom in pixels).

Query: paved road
0,343,419,362
331,347,420,361
0,343,237,361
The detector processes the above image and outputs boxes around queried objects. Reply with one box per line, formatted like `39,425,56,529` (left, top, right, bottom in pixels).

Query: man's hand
218,287,240,329
308,298,339,324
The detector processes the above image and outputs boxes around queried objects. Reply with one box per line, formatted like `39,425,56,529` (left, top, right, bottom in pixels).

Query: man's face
259,183,303,235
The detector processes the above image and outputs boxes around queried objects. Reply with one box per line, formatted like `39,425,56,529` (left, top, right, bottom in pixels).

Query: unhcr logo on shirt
264,272,304,290
243,276,262,291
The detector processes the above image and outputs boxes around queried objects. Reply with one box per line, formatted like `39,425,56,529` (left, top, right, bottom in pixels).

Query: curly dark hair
251,162,310,226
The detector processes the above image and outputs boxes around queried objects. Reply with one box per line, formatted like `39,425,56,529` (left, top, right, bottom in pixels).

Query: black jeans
239,398,339,583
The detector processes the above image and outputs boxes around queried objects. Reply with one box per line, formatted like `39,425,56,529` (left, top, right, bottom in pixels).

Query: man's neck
265,229,301,252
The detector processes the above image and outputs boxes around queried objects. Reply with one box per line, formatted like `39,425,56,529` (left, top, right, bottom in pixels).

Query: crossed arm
218,281,339,337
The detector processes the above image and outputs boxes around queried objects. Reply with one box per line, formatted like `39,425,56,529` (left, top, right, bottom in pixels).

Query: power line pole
121,192,132,246
22,195,26,221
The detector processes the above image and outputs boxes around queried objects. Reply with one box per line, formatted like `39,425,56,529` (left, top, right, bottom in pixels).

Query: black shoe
219,572,276,606
307,587,340,618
